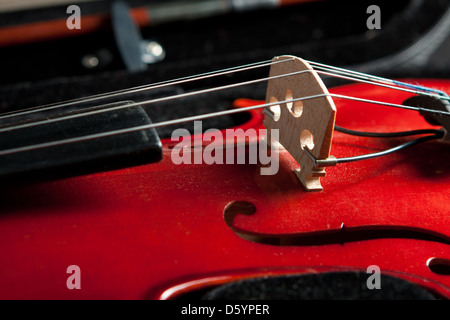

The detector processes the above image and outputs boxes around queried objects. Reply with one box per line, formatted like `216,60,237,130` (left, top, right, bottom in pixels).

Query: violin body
1,0,450,300
0,79,448,299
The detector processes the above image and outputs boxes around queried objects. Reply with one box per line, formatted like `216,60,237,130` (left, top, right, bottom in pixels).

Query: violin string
306,60,450,100
0,58,288,120
1,57,449,126
0,92,447,157
1,63,450,134
0,69,314,133
329,93,449,115
0,58,449,157
0,93,324,156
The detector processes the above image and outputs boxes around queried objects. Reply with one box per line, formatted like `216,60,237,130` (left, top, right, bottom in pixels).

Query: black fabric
200,272,438,300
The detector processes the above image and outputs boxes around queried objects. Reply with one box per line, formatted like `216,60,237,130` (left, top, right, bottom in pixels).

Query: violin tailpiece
403,95,450,143
264,55,336,191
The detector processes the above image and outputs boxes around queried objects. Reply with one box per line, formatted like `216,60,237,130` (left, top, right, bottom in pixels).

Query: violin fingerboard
0,101,162,183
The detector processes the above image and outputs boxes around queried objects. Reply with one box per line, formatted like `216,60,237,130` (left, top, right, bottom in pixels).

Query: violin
0,53,449,300
1,0,450,302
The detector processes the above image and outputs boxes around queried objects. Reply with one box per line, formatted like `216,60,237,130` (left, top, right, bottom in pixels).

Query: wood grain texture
264,55,336,191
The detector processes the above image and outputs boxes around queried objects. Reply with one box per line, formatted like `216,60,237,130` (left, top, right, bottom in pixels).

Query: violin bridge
264,55,336,191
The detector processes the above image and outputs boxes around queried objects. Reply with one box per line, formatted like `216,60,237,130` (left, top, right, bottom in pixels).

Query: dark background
0,0,449,299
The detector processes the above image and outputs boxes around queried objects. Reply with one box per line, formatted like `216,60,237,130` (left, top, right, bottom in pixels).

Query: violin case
0,0,449,301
